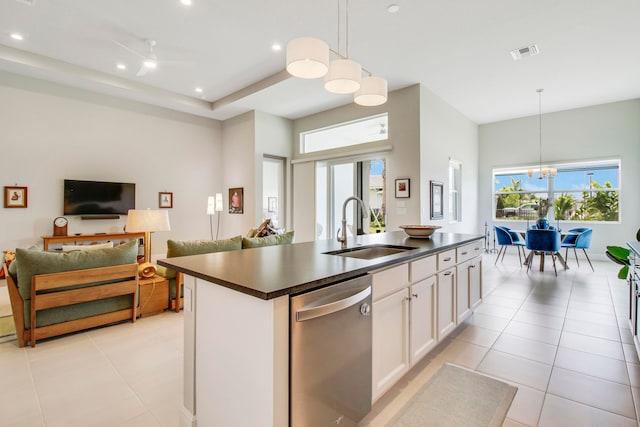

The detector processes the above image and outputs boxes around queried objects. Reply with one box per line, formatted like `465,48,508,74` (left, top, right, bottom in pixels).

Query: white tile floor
0,253,638,426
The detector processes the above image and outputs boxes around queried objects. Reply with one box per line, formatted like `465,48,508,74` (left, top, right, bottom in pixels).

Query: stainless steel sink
324,244,416,260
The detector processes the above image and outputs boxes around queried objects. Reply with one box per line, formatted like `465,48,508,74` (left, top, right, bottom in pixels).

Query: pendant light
527,88,555,179
354,75,388,106
286,37,330,79
285,0,387,106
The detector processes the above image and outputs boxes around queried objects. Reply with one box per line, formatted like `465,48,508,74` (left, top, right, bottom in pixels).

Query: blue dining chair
494,225,526,266
525,229,561,275
561,228,594,271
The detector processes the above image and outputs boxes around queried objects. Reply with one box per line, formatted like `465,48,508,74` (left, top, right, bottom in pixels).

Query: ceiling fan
113,39,158,77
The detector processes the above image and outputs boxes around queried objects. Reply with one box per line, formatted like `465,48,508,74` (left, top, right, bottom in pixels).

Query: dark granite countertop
157,231,483,300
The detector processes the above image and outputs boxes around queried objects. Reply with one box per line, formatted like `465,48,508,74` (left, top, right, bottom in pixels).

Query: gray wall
479,99,640,259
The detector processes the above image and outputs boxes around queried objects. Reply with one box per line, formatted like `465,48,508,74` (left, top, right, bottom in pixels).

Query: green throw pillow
166,235,243,258
15,240,138,302
242,231,295,249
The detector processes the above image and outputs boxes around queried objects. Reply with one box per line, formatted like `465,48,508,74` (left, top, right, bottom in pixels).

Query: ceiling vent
510,44,539,60
15,0,36,5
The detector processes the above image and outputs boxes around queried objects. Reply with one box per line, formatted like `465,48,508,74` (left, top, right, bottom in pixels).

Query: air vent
510,44,540,60
15,0,36,5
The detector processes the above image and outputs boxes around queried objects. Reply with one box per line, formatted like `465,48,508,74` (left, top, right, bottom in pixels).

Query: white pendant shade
354,76,388,106
286,37,330,79
324,59,362,94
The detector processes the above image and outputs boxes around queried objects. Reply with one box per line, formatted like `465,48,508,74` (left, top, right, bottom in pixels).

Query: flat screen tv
63,179,135,216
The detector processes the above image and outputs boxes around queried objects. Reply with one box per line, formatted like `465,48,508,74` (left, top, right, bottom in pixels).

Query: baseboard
179,406,197,427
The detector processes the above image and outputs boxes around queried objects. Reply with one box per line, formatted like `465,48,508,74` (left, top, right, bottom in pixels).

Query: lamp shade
324,59,362,94
126,209,171,232
286,37,330,79
354,76,388,106
207,196,216,215
215,193,223,212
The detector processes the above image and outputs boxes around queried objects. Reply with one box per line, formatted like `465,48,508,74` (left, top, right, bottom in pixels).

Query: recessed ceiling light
387,4,400,13
180,0,192,5
195,87,203,93
272,43,282,51
10,33,24,41
116,63,126,70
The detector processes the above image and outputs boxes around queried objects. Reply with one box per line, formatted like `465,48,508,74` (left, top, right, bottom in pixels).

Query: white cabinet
371,239,483,402
456,260,472,323
437,268,456,339
372,287,410,401
457,256,483,321
409,276,437,362
469,258,483,310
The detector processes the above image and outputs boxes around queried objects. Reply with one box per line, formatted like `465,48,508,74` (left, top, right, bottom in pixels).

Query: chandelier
285,0,388,106
527,88,556,179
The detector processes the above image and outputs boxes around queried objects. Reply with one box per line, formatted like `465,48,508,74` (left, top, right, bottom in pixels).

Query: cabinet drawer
437,249,456,271
457,241,483,263
371,264,409,301
410,255,436,283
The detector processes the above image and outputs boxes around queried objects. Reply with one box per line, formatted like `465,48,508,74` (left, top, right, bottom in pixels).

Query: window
301,113,388,154
262,155,285,228
493,160,620,223
449,160,462,222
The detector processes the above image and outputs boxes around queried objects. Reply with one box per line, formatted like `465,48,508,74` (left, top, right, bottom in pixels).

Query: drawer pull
412,293,419,299
443,257,452,262
444,271,453,276
461,251,468,255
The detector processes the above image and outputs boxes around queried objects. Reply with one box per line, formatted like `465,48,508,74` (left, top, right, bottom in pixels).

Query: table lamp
125,209,171,263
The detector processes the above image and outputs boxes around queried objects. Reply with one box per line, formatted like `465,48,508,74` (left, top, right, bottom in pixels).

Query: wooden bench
4,263,139,347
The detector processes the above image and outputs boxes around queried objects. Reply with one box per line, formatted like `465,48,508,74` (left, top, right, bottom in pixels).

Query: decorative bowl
399,225,442,239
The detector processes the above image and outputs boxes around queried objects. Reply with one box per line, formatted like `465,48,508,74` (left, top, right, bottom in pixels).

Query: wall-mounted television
64,179,135,216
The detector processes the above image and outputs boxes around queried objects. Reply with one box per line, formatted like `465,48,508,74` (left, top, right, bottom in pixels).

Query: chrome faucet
337,196,368,249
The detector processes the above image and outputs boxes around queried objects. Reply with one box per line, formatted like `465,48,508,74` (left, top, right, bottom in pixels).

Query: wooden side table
138,275,169,317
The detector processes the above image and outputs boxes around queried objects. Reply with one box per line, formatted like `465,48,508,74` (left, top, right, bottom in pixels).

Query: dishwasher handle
296,286,371,322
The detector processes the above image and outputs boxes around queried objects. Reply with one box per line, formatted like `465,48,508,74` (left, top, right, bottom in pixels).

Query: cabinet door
469,257,483,310
437,268,456,339
456,260,472,324
410,276,437,363
372,288,410,402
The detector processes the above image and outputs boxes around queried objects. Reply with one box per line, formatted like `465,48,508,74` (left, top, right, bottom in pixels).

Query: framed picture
159,192,173,208
229,187,244,214
4,186,28,208
430,181,444,220
395,178,410,198
268,197,277,213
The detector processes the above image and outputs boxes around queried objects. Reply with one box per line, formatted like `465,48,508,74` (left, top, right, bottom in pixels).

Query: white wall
419,86,479,233
254,111,293,230
0,71,222,259
291,85,422,242
479,99,640,259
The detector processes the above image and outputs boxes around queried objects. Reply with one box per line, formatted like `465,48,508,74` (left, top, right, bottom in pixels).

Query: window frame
492,159,621,224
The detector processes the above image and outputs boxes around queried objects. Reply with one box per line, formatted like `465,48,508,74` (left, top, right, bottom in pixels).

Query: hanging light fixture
285,0,387,106
526,88,556,180
355,75,388,106
286,37,330,79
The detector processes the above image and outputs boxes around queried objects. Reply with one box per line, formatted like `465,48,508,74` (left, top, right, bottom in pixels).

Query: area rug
386,363,517,427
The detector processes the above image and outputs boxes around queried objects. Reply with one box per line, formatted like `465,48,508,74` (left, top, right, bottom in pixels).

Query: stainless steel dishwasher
290,274,372,426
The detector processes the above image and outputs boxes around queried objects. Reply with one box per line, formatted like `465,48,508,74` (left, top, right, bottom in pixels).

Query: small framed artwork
229,187,244,214
4,186,28,208
430,180,444,220
268,197,277,213
159,192,173,208
395,178,410,198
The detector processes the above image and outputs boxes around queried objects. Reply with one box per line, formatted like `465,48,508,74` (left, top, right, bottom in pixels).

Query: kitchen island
158,231,483,427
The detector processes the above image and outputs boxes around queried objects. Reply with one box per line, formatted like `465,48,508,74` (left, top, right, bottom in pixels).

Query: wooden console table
42,232,145,250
